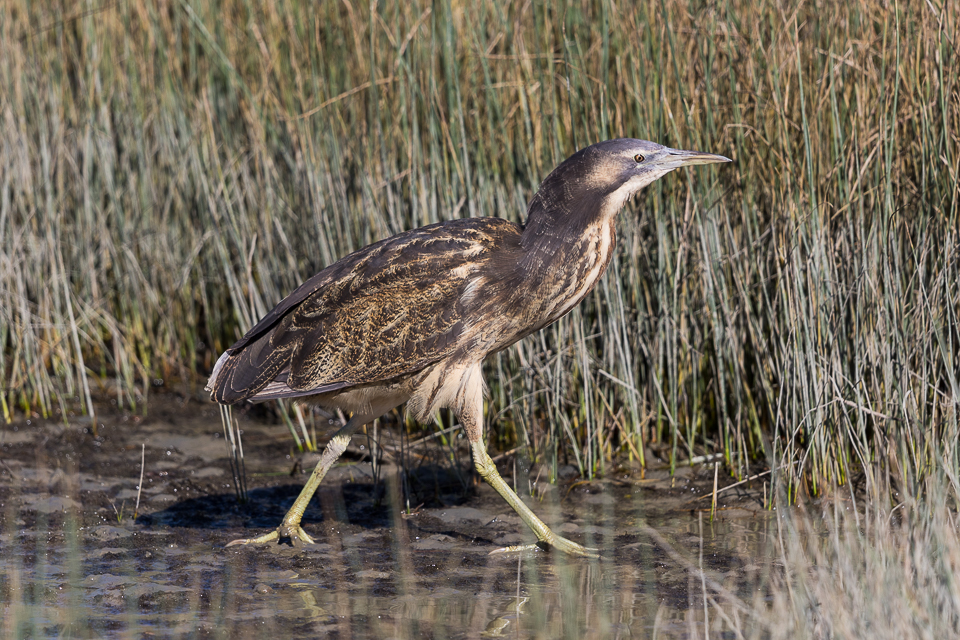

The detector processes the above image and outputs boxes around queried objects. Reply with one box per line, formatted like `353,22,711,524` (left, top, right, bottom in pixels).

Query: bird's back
206,217,523,404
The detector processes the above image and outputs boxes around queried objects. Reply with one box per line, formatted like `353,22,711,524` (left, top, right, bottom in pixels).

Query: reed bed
1,0,957,497
763,449,960,639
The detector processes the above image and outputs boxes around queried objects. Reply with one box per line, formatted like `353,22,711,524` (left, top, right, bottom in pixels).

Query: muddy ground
1,388,775,638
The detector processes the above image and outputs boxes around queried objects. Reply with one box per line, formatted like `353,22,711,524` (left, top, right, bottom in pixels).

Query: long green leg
226,419,362,548
471,441,599,557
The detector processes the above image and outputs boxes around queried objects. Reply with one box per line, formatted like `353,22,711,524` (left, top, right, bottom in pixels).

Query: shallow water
1,394,777,638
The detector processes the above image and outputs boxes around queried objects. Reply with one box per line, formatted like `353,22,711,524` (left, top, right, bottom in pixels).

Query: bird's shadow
136,483,327,532
137,462,474,536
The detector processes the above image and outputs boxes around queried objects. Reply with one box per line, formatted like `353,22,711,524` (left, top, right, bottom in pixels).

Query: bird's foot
225,524,316,548
489,534,599,558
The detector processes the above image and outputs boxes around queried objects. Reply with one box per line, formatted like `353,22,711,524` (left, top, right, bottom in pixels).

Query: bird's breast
536,220,616,325
460,219,617,355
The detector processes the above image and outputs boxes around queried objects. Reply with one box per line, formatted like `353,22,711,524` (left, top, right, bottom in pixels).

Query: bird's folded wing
207,218,521,404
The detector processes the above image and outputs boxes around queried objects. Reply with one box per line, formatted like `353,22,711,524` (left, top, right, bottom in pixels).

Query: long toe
549,534,599,558
278,525,316,546
225,530,279,547
489,535,599,558
489,542,542,555
224,526,316,548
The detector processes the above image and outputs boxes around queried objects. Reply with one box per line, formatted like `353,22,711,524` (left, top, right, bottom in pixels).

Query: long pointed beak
658,147,732,168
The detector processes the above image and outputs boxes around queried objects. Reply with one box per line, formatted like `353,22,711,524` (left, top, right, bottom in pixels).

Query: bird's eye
634,154,645,163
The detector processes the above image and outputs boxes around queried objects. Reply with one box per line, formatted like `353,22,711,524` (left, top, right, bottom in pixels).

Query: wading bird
206,138,730,556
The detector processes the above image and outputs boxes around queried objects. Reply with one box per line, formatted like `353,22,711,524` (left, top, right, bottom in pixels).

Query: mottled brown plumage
211,219,520,405
207,138,730,555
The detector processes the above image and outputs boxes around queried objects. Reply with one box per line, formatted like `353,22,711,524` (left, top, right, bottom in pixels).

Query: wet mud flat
1,392,776,638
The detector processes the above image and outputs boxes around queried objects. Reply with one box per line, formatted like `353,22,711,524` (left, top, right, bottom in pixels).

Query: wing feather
207,218,521,404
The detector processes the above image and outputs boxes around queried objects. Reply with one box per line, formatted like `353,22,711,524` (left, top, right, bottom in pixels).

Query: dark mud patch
1,391,777,638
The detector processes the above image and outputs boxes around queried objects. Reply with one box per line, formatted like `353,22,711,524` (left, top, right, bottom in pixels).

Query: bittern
206,138,730,556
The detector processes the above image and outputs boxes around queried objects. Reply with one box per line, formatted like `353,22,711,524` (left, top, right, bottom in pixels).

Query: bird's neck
518,175,626,269
515,188,620,325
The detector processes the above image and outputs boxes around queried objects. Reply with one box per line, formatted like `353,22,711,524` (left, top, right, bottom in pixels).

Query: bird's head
580,138,730,201
524,138,731,238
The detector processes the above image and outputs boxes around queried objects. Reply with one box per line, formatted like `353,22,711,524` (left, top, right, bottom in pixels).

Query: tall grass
764,446,960,638
1,0,957,492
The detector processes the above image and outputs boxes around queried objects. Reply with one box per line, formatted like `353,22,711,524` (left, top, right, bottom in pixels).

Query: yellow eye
634,154,645,163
